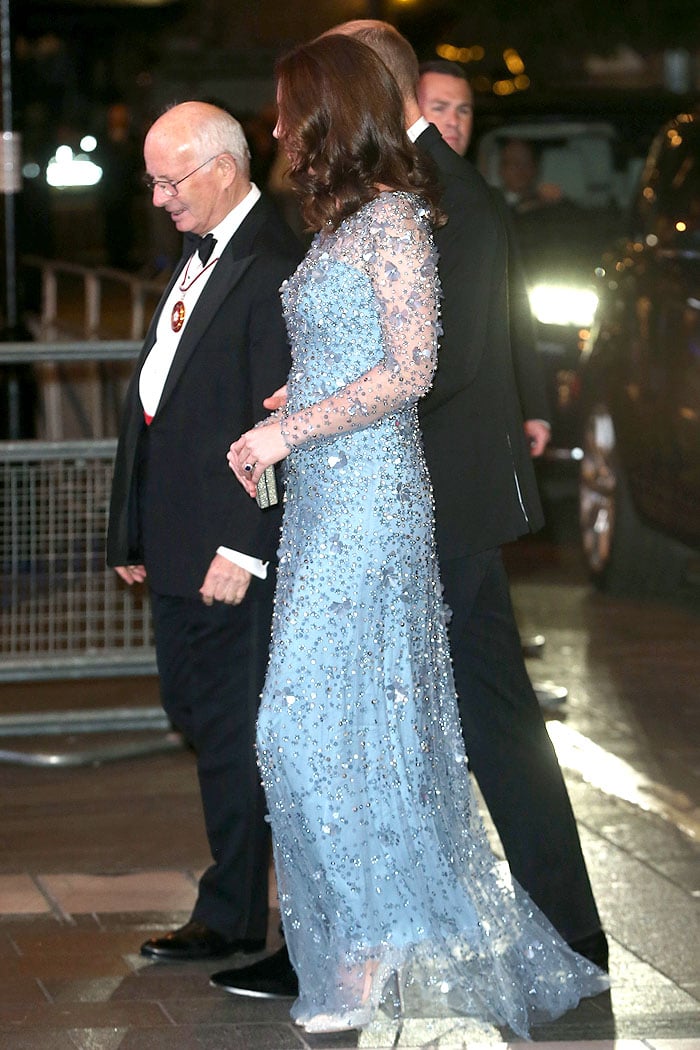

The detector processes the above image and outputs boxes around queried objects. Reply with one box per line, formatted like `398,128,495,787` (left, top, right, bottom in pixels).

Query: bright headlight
529,284,599,327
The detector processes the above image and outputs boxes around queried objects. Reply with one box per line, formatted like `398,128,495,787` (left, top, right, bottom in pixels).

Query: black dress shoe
568,929,609,972
140,920,266,961
210,944,299,998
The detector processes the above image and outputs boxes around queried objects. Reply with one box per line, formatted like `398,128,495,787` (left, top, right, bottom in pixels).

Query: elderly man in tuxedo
210,23,607,1000
107,101,301,962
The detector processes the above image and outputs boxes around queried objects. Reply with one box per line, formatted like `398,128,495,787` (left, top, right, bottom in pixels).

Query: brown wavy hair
274,34,444,232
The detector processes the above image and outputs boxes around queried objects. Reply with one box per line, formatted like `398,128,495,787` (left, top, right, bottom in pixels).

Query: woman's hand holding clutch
228,420,290,497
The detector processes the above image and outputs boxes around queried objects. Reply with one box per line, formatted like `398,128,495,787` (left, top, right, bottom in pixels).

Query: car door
619,120,700,545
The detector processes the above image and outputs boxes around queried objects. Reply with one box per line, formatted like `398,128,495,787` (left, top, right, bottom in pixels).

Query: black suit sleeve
246,256,295,435
216,252,295,561
492,192,551,425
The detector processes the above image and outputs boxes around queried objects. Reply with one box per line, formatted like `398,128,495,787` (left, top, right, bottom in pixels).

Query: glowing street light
46,145,103,189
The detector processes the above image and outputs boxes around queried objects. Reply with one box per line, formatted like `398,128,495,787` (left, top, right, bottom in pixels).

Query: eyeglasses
143,154,220,196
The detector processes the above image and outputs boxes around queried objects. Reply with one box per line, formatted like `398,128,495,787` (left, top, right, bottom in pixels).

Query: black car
578,109,700,597
472,94,684,465
475,117,626,461
472,92,695,467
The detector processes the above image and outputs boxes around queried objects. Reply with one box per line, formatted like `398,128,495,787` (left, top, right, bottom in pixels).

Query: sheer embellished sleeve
280,194,441,450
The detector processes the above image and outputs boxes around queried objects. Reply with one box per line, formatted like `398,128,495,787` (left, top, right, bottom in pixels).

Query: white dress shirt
139,183,268,579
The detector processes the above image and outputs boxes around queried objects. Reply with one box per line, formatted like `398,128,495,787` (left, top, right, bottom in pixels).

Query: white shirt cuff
216,546,269,579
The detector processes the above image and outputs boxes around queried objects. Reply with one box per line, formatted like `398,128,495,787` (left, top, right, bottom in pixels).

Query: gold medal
171,300,186,332
170,247,219,333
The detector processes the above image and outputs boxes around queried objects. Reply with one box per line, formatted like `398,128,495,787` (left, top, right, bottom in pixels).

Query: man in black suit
417,59,552,460
210,22,606,999
417,59,572,713
107,101,301,961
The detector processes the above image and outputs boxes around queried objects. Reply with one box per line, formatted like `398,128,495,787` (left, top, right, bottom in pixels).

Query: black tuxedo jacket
417,123,545,561
107,194,302,598
490,189,550,428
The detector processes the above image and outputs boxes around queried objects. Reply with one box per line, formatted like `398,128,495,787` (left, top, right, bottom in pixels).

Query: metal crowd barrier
0,341,177,766
23,255,166,344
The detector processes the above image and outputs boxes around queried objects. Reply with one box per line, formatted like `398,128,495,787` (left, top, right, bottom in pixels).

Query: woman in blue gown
229,33,608,1037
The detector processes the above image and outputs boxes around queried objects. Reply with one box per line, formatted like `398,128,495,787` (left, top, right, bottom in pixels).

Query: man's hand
538,182,563,204
263,384,288,412
199,554,252,606
115,564,147,585
524,419,551,458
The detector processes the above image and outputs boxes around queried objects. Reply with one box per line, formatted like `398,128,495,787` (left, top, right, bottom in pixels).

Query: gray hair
163,101,251,178
190,107,251,178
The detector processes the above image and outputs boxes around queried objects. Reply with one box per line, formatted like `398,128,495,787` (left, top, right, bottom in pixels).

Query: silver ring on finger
243,462,256,473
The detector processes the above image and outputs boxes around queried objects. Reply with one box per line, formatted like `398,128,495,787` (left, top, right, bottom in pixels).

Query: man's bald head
145,102,250,178
144,101,252,236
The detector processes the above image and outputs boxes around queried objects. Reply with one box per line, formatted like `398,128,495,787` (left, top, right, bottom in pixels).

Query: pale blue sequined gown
257,192,607,1035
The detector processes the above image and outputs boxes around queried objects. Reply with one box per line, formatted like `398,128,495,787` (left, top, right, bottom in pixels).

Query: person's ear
216,152,238,185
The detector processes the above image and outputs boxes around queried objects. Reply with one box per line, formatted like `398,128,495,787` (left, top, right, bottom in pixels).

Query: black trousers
150,589,272,941
440,547,602,943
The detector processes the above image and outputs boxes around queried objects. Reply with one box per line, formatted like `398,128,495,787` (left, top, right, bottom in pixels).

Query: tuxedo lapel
154,247,254,416
138,256,189,366
417,122,459,167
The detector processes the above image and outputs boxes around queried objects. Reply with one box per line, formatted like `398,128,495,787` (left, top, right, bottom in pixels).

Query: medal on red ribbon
171,300,186,332
170,248,219,333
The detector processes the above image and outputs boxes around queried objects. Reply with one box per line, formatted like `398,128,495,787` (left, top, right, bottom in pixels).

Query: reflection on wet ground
1,500,698,1048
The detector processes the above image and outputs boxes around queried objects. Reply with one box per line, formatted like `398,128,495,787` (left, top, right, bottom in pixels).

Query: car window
476,122,635,211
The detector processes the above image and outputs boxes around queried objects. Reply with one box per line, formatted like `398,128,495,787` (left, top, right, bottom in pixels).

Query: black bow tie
197,233,217,265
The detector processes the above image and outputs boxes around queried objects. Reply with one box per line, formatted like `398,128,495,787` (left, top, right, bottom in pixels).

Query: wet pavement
1,498,699,1049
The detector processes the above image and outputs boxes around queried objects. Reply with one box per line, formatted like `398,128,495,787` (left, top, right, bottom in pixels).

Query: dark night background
5,0,700,279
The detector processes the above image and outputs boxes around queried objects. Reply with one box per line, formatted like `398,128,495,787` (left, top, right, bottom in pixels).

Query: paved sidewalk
2,709,698,1048
1,529,699,1049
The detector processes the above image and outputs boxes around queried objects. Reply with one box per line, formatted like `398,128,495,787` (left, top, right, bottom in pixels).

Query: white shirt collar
205,183,261,250
407,116,430,143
